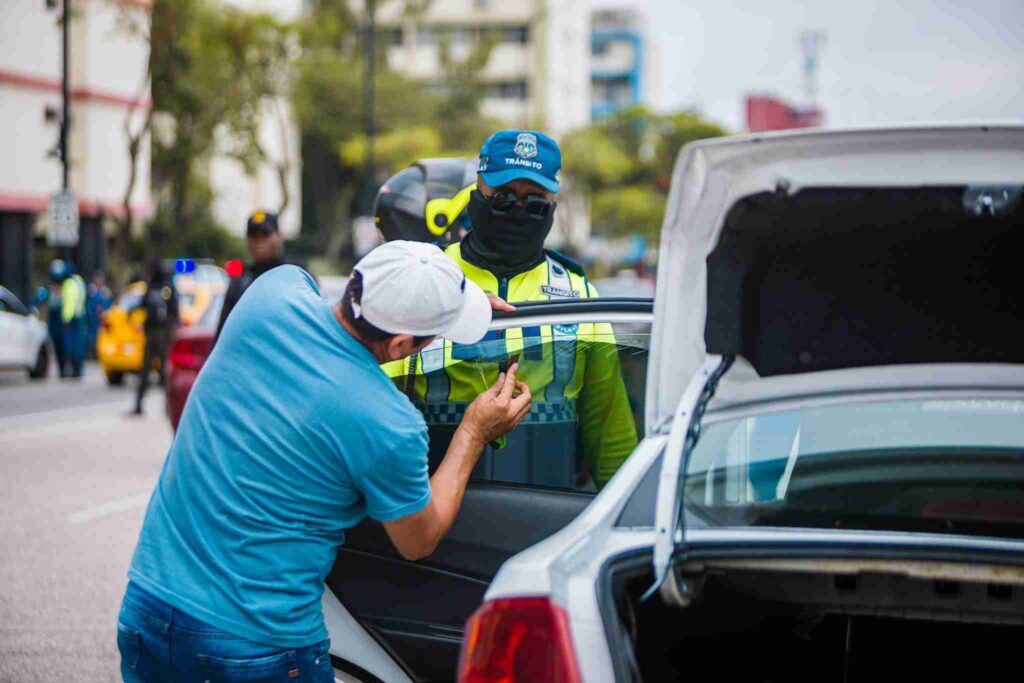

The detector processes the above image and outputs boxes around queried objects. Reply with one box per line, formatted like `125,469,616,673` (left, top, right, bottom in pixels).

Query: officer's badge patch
514,133,538,159
541,285,580,298
554,323,579,336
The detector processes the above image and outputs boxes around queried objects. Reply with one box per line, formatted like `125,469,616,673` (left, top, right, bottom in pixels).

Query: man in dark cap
215,210,304,342
132,258,178,415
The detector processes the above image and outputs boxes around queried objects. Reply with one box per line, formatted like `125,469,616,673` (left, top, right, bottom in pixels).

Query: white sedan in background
0,286,49,379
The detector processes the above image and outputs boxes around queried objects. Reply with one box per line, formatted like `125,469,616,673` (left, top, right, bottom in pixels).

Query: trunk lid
646,124,1024,434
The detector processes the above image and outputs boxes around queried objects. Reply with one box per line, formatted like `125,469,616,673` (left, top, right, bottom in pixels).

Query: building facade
590,8,644,120
0,0,151,301
746,94,824,132
370,0,592,138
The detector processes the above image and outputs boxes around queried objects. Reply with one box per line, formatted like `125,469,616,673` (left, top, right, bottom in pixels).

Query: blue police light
175,258,196,274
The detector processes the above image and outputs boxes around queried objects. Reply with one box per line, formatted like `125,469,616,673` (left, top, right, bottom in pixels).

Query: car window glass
198,293,225,329
392,319,650,493
0,289,27,315
684,397,1024,538
117,290,144,313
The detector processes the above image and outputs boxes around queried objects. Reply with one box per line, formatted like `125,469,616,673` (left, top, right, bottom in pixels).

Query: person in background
131,258,178,415
44,260,68,377
214,210,305,343
55,261,88,379
86,269,113,358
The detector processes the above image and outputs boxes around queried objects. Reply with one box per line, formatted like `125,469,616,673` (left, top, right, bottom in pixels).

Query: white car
0,286,49,379
323,124,1024,682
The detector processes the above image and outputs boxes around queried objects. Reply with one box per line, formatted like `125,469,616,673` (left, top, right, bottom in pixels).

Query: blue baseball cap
477,130,561,193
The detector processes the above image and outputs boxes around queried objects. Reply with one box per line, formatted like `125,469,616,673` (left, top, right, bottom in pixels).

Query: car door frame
324,298,654,683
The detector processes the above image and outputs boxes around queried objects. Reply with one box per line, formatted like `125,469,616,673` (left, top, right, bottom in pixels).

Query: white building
0,0,151,300
367,0,592,138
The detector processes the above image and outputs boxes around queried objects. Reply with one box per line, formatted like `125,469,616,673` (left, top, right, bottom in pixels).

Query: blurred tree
153,2,292,228
109,0,293,276
591,185,667,242
561,107,727,244
293,0,502,268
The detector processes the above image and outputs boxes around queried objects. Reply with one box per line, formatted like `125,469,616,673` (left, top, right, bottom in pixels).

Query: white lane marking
69,492,152,524
0,397,140,428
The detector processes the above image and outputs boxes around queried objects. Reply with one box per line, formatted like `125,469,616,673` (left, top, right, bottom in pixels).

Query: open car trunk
606,555,1024,682
705,185,1024,377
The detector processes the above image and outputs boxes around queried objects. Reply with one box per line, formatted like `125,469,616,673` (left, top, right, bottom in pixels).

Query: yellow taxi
96,264,227,385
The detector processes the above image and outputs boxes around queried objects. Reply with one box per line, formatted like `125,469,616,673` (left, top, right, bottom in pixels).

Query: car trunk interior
607,555,1024,682
705,186,1024,377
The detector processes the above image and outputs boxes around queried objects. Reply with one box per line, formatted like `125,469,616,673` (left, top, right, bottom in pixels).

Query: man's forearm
427,425,487,542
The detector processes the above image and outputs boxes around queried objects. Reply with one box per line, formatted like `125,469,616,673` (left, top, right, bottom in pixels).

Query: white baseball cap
351,241,492,344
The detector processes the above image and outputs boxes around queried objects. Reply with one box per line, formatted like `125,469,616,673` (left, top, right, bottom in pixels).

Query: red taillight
225,259,244,278
168,336,213,372
458,597,582,683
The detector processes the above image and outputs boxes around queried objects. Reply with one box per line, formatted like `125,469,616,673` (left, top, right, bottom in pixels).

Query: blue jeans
63,316,86,376
116,582,333,682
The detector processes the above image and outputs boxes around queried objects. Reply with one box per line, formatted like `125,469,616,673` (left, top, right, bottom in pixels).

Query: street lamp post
59,0,71,190
363,0,376,214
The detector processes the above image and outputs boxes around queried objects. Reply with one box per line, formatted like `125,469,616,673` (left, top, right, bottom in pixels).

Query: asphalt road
0,362,172,682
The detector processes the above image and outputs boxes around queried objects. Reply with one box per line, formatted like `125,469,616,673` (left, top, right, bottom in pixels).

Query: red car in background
165,272,347,430
165,293,222,430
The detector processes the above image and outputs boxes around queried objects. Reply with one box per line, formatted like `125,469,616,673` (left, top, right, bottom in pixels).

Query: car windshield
387,320,651,492
117,290,144,312
197,293,225,329
683,396,1024,539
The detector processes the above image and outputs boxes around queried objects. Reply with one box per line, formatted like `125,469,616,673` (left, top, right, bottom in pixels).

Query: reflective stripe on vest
424,398,578,426
543,255,577,403
422,337,450,404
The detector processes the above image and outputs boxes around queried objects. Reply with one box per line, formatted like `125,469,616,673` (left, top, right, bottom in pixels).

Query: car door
327,298,653,682
0,287,30,367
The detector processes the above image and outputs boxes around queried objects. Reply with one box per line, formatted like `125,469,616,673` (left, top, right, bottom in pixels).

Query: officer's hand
461,363,532,445
487,295,516,313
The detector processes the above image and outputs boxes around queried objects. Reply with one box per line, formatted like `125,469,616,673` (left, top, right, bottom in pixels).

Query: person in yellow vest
375,131,638,489
55,260,88,378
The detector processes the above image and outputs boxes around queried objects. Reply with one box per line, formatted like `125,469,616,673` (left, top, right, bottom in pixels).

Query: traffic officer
374,131,638,489
45,260,68,376
86,269,113,357
54,260,88,378
132,258,178,415
214,210,305,343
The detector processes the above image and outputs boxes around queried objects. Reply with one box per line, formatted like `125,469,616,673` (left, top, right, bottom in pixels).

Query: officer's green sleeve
577,293,639,489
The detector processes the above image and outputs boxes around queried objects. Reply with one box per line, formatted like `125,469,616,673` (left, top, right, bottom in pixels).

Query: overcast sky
594,0,1024,132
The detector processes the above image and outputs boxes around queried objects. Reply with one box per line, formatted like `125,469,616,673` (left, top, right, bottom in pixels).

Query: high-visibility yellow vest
61,274,86,323
385,243,638,487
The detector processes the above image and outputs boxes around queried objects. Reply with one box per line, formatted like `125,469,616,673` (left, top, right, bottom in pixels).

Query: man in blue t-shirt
118,241,531,682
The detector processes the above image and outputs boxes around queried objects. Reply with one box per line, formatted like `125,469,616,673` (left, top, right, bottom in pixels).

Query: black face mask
465,189,555,275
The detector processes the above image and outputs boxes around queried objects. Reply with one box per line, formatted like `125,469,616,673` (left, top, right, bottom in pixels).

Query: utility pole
46,0,79,257
798,29,826,106
363,0,376,214
61,0,71,189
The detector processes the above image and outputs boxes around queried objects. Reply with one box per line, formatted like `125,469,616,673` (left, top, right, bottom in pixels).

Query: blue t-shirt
129,266,430,647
